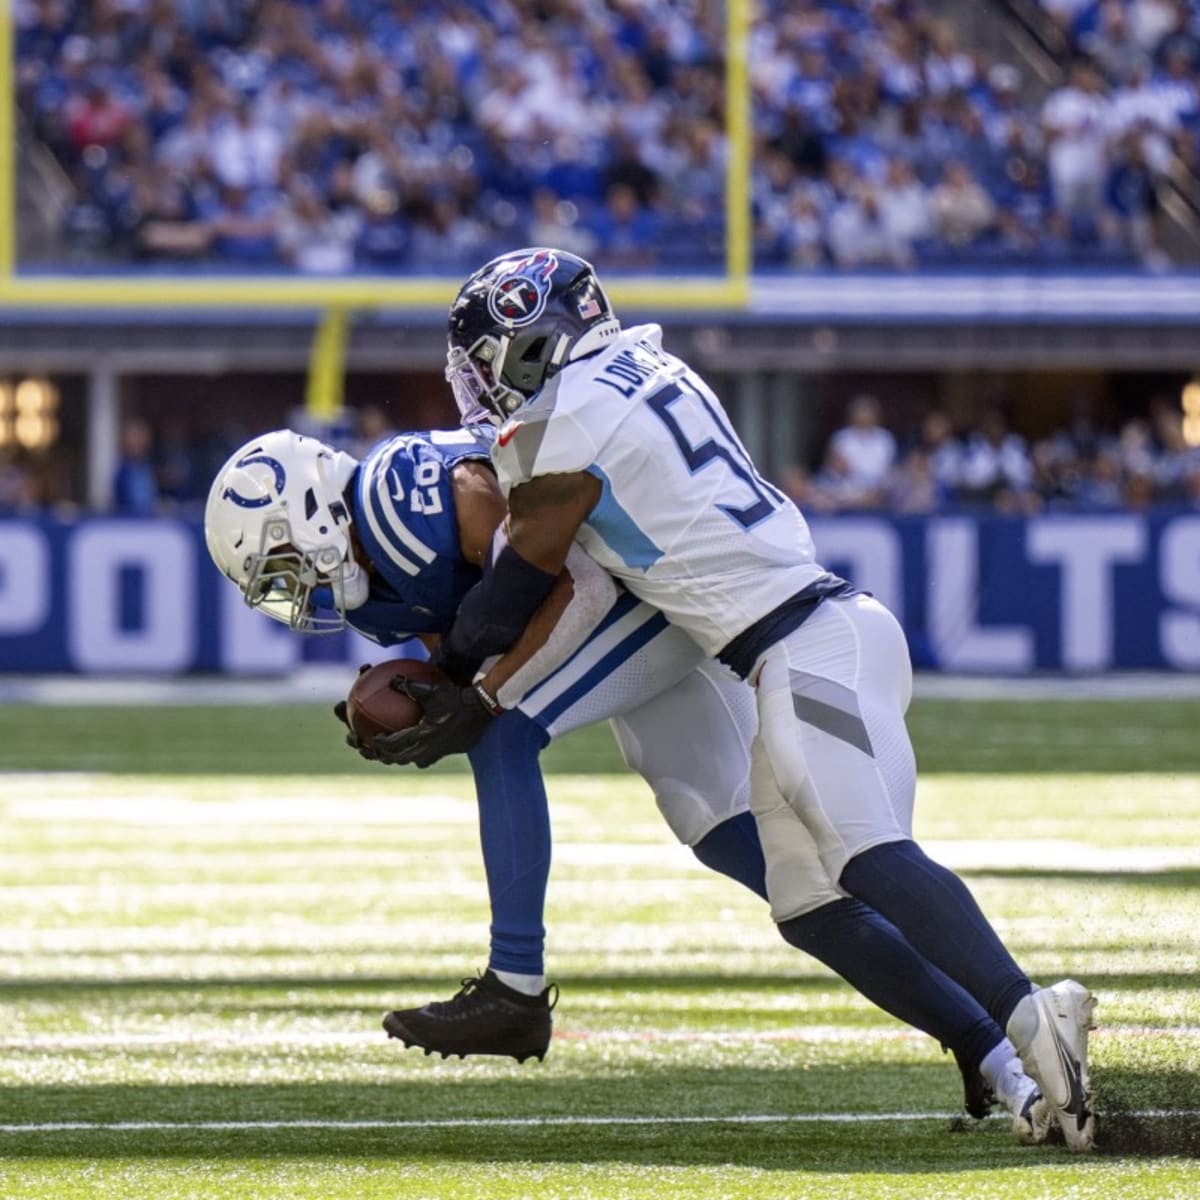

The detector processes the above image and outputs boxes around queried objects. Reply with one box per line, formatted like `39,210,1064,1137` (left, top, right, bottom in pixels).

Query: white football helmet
204,430,367,633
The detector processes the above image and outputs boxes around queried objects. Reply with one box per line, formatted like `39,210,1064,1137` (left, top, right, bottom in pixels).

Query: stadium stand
785,392,1200,514
15,0,1200,271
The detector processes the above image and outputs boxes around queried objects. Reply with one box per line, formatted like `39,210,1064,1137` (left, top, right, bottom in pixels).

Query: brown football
345,658,449,741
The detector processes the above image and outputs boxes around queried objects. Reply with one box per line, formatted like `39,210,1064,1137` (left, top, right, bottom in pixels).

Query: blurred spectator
1153,0,1200,70
1130,0,1180,56
830,395,897,492
211,99,283,192
528,188,596,260
806,446,885,511
1075,447,1126,508
782,191,826,268
208,185,278,265
827,185,904,268
155,419,203,507
112,419,159,515
0,451,40,512
878,159,933,261
1082,3,1145,81
887,446,941,513
355,191,412,270
590,184,659,269
350,404,397,460
65,83,131,154
930,161,996,249
917,409,964,492
1042,64,1111,216
1107,135,1165,265
277,179,360,274
958,410,1036,510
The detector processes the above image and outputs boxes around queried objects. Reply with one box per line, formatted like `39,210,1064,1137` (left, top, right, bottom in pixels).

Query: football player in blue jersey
372,247,1098,1151
206,424,1041,1135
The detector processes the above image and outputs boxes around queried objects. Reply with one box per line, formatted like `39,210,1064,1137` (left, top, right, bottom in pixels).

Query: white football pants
749,594,916,922
515,591,843,915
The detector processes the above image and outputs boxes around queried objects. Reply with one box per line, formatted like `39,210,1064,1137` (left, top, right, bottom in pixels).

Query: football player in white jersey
386,248,1097,1152
206,423,1040,1134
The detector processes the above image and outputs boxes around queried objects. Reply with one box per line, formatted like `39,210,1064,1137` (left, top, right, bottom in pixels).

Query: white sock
980,1037,1019,1087
981,1037,1038,1111
492,969,546,996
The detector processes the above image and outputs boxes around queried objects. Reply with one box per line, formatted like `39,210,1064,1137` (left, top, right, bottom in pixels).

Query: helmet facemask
446,336,523,426
242,514,367,634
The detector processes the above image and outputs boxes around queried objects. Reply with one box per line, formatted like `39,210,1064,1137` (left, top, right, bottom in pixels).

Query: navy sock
778,898,1003,1069
839,840,1032,1028
691,811,768,900
466,711,552,977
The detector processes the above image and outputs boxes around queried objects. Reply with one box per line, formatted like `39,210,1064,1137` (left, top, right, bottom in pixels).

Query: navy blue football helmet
446,247,621,424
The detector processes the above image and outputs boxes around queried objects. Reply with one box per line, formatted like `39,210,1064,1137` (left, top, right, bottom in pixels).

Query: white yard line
0,1025,1194,1051
2,1110,1198,1135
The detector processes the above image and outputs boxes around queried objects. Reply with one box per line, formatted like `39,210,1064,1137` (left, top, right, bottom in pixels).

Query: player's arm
435,470,601,684
451,460,508,567
373,542,617,767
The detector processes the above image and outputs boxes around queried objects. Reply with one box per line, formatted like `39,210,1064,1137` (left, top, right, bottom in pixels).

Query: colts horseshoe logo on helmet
485,249,559,328
222,451,287,509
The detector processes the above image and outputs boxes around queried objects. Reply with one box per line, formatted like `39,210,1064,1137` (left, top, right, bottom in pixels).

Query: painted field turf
0,698,1198,1199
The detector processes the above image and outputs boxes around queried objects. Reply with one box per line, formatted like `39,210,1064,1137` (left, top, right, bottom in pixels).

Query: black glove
369,676,500,768
333,664,379,761
431,640,483,687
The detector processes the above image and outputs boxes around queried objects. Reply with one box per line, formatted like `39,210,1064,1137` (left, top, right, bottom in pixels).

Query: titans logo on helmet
486,249,559,328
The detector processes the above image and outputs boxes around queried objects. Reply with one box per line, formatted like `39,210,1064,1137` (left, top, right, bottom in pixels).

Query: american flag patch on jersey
577,298,602,319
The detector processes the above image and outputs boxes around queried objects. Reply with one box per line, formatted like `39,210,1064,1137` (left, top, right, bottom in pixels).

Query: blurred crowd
17,0,728,271
15,0,1200,272
785,393,1200,514
4,394,1196,516
752,0,1200,270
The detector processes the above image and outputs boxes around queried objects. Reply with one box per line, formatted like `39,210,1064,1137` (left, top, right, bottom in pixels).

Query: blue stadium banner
0,514,1197,674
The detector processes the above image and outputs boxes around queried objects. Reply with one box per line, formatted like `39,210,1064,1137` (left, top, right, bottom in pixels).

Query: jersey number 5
647,380,782,529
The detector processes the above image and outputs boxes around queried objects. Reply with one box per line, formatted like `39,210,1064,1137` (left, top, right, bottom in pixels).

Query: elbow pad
436,544,558,684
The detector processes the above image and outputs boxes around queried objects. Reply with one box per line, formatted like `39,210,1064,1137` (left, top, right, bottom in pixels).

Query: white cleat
989,1055,1049,1145
1007,980,1097,1152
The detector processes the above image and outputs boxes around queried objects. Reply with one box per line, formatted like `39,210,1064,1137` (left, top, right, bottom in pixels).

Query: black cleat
954,1048,996,1121
383,971,558,1062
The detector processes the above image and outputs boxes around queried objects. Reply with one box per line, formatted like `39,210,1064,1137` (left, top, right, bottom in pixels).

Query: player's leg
610,657,766,898
382,709,558,1061
750,734,1037,1135
753,594,1094,1149
615,655,1038,1133
385,595,684,1060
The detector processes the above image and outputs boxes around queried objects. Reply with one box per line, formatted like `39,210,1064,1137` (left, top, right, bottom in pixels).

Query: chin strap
330,559,370,612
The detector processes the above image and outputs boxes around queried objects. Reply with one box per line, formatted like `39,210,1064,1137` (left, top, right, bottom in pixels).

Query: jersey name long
491,324,826,657
348,429,489,644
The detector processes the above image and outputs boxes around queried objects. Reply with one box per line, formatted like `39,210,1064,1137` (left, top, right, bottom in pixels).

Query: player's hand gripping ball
333,659,501,767
333,659,448,760
340,659,450,743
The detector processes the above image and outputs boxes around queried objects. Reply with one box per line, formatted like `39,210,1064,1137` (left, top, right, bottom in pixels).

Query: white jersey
492,324,826,657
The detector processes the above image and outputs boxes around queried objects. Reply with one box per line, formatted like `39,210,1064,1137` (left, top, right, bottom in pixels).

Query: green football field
1,698,1198,1199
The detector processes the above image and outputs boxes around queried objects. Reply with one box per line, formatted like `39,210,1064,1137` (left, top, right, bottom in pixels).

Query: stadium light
0,377,60,450
1184,380,1200,449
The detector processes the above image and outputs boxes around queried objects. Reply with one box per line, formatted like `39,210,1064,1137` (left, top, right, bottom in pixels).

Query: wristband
473,680,504,716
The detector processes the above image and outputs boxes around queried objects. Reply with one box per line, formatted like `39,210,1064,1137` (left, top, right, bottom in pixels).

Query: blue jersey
348,430,491,645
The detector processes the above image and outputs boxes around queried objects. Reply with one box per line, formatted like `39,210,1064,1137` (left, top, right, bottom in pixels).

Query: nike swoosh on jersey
498,421,523,447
